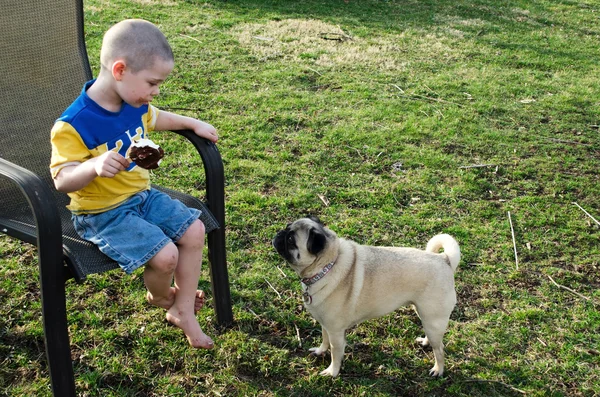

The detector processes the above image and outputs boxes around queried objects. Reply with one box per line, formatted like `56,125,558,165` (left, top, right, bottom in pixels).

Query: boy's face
116,58,174,108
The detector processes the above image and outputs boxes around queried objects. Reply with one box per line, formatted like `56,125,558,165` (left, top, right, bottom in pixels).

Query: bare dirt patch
234,19,413,71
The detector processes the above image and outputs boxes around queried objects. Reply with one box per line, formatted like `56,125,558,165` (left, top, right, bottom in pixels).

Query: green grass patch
1,0,599,395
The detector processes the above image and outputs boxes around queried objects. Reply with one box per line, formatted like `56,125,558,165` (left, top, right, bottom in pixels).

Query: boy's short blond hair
100,19,173,73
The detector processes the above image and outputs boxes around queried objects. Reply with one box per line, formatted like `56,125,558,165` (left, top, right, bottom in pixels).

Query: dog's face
272,216,334,271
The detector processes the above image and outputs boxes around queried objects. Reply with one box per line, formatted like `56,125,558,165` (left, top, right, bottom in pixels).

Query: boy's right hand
54,150,131,193
93,151,131,178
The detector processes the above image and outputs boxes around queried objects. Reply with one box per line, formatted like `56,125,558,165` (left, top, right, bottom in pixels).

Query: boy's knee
149,242,179,274
179,220,205,248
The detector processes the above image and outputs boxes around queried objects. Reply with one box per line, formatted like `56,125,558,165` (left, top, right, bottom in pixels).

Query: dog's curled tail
426,234,460,272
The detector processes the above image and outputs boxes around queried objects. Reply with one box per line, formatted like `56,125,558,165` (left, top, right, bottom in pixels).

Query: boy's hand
154,110,219,143
94,151,130,177
53,151,130,193
192,120,218,143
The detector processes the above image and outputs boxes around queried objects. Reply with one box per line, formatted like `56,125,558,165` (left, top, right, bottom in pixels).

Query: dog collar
301,258,336,287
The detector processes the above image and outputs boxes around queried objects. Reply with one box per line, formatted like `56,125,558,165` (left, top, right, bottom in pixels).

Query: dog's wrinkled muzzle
272,228,295,264
272,230,286,255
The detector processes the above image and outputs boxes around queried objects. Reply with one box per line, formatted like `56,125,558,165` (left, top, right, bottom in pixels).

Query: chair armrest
0,158,63,254
171,130,225,228
0,158,75,393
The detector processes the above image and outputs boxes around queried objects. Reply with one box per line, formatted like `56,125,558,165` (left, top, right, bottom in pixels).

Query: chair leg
207,225,233,327
183,134,233,327
39,261,76,396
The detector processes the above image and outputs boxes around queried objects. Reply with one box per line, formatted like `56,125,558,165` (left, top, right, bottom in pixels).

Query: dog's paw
319,365,340,377
429,364,443,377
309,347,327,356
416,336,430,347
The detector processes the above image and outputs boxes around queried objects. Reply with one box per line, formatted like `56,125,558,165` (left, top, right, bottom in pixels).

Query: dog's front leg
309,326,330,356
319,329,346,377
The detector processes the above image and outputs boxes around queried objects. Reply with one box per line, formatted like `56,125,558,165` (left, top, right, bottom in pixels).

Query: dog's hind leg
425,332,445,377
319,328,346,377
415,304,452,377
421,317,450,377
309,326,330,356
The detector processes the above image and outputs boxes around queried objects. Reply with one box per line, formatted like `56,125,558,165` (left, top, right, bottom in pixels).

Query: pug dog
272,216,460,378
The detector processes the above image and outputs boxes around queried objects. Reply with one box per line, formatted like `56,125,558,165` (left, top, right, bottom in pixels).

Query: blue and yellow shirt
50,80,159,214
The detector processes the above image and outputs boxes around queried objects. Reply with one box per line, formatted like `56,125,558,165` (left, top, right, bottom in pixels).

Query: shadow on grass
226,350,535,397
0,326,47,390
190,0,595,69
0,312,546,395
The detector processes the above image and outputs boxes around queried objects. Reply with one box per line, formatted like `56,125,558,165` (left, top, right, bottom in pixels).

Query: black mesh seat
0,0,233,395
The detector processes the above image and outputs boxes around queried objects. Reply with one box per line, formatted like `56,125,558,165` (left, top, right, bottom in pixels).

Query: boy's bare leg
166,220,214,349
144,243,179,309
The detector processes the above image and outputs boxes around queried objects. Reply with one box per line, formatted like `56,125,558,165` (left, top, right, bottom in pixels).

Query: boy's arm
154,110,218,143
54,151,130,193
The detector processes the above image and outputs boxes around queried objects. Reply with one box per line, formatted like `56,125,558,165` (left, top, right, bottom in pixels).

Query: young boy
50,19,217,349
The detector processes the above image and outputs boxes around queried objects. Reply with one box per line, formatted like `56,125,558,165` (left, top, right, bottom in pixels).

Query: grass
1,0,600,395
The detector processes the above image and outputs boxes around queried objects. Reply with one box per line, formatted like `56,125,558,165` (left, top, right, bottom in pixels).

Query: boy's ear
111,60,127,81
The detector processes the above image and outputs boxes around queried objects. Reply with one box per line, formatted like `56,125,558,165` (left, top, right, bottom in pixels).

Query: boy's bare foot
147,289,205,312
166,308,214,349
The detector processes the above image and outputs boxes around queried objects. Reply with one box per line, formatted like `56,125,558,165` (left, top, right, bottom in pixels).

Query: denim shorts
73,188,201,274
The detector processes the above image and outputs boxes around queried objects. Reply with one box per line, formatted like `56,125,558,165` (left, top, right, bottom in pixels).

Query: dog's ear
306,214,322,225
307,227,327,255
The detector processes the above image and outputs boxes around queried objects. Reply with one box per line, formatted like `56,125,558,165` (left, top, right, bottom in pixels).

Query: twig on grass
522,269,600,306
547,274,590,301
544,137,590,146
307,67,322,76
319,32,353,41
252,36,274,41
390,84,464,107
463,379,527,395
459,164,497,169
343,145,364,160
572,202,600,226
264,278,282,299
276,266,287,278
318,194,330,207
391,84,405,94
294,323,302,348
179,34,202,44
508,211,519,271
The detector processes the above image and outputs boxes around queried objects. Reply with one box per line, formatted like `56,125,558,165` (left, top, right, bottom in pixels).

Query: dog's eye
286,234,295,246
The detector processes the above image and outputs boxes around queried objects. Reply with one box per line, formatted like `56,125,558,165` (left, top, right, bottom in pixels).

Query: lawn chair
0,0,233,395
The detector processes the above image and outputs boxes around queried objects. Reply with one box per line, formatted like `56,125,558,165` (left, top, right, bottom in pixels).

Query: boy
50,19,217,349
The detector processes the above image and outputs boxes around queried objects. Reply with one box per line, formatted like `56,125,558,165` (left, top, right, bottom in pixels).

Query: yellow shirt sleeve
50,121,90,178
146,105,159,132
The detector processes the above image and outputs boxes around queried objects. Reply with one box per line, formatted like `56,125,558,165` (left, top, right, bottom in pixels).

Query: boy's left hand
155,111,218,143
192,120,218,143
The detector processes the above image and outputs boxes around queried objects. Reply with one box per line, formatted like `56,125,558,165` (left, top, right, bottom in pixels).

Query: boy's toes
194,290,206,313
189,334,214,349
